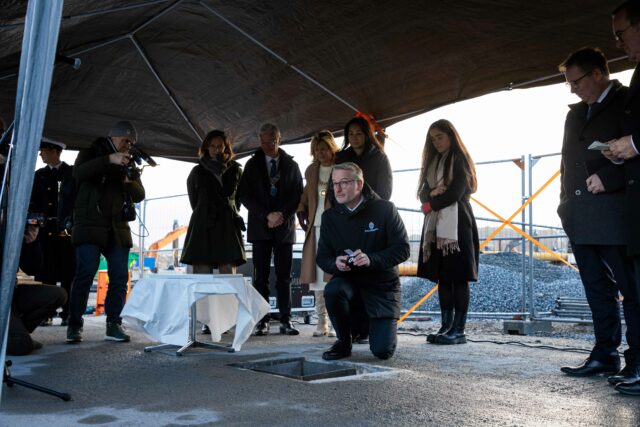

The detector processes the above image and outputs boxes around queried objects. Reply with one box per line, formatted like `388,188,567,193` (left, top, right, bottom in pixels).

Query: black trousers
324,277,397,360
36,233,75,319
572,243,640,365
252,240,292,321
8,284,67,355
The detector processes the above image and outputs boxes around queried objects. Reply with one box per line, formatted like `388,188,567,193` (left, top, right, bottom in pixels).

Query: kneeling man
317,162,409,360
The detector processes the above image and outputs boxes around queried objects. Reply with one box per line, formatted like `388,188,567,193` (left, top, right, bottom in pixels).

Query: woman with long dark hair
181,130,246,274
416,119,479,345
335,116,392,200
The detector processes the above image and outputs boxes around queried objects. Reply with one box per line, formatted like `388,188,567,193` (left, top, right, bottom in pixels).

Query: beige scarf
422,151,460,262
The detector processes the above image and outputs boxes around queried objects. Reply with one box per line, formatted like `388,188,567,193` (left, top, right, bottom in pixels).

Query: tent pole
0,0,64,403
199,0,359,114
129,34,202,141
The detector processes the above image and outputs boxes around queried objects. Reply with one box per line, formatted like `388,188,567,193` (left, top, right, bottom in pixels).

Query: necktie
269,159,278,196
270,159,277,177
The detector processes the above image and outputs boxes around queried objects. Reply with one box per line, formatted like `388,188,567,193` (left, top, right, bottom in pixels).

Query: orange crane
145,226,188,263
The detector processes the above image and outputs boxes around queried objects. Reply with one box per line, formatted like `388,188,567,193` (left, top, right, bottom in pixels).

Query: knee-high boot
426,309,454,343
435,309,467,345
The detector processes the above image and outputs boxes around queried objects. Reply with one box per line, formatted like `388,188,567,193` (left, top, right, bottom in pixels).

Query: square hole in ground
229,357,390,381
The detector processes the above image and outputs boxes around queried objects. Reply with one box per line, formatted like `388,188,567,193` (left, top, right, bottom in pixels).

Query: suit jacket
238,148,303,243
557,80,628,245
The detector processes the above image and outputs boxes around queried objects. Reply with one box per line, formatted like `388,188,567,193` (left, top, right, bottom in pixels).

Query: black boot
435,310,467,345
426,309,454,343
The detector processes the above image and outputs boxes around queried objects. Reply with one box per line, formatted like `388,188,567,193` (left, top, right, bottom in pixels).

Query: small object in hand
345,249,357,268
588,140,610,151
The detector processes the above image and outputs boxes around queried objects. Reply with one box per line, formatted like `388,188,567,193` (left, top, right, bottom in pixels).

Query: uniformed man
31,139,76,325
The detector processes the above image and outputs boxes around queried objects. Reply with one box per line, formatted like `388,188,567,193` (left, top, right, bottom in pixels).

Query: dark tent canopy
0,0,631,160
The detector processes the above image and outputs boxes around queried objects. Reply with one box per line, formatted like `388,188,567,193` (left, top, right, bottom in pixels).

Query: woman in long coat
180,129,246,274
416,119,479,345
297,131,340,337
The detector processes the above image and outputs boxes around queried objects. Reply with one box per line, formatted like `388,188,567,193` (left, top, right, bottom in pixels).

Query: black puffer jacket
316,185,410,318
71,137,145,248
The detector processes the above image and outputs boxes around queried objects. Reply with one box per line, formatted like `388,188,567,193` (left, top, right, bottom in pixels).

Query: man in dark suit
238,123,303,336
605,0,640,396
31,140,75,325
556,48,640,386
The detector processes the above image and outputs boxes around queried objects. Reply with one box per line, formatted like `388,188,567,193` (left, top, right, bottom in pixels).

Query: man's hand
586,174,605,194
335,255,351,272
267,211,284,228
24,225,38,243
296,211,308,232
109,152,132,166
350,249,370,267
608,135,638,160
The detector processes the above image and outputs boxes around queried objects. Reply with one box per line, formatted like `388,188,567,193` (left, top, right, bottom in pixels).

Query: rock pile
401,252,584,313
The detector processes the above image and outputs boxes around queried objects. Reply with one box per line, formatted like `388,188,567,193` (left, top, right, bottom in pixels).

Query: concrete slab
1,316,638,426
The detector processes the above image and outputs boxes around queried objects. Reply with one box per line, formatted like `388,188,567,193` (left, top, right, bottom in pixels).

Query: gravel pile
401,252,585,313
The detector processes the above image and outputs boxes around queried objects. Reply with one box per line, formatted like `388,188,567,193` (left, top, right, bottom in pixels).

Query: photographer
66,121,145,344
316,162,409,361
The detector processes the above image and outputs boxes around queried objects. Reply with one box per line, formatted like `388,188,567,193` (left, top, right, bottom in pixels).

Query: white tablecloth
121,274,270,351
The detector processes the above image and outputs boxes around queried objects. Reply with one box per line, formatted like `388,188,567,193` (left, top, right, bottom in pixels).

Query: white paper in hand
588,140,610,151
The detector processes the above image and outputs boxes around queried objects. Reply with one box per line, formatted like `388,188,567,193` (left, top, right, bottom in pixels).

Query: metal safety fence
133,151,590,323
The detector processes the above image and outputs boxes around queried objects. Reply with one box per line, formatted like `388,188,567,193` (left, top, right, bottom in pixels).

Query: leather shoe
279,321,299,335
560,357,620,377
352,334,369,344
615,379,640,396
608,365,640,386
322,340,352,360
254,321,270,336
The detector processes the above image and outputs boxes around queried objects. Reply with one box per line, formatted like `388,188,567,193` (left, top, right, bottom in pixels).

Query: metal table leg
144,300,235,356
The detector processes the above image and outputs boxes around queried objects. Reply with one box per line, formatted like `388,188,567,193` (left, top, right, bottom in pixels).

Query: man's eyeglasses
565,70,593,88
332,179,357,190
615,24,633,42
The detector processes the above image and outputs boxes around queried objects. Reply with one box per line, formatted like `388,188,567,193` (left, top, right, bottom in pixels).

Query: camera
26,212,45,227
122,164,141,181
344,249,358,268
121,200,137,222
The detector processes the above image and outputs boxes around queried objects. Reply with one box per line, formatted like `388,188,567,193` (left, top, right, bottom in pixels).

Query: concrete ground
1,316,639,427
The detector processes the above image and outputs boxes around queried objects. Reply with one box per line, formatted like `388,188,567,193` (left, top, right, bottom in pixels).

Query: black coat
30,162,76,283
557,80,628,245
316,186,410,318
238,148,303,244
71,137,145,248
31,162,75,232
180,159,246,267
335,145,393,200
620,66,640,256
416,154,479,283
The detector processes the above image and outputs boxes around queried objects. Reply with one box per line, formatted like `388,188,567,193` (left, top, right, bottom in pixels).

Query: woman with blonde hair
297,130,339,337
416,119,479,345
181,130,246,275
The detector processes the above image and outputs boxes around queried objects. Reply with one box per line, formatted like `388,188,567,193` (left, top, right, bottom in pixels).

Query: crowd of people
2,0,640,398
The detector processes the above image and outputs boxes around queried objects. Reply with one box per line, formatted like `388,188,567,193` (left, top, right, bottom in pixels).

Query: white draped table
121,274,270,352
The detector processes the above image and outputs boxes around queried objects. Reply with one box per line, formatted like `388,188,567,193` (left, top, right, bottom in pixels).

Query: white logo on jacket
364,221,379,232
